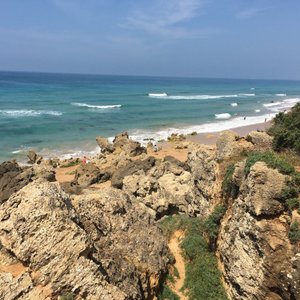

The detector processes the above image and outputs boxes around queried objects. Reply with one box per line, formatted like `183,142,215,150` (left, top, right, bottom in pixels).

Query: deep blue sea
1,71,300,162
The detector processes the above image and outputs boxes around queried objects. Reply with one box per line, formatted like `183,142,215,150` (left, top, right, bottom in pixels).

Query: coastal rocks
96,136,115,154
73,163,111,187
73,189,170,299
216,130,254,161
245,162,286,216
0,161,55,203
218,162,296,299
113,132,146,157
111,156,156,188
0,180,126,300
187,144,219,215
27,150,42,164
246,131,273,151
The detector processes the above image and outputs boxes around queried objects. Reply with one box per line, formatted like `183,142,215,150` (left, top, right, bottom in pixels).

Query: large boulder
0,180,126,300
216,131,254,161
246,131,273,151
113,132,146,157
73,189,170,299
0,161,55,204
73,163,111,187
96,136,115,154
27,150,42,164
111,156,156,188
218,162,297,299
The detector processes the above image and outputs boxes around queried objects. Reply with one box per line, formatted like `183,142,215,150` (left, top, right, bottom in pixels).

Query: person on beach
82,156,87,165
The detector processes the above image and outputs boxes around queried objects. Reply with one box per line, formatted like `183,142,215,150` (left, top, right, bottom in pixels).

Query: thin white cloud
123,0,212,39
236,8,262,20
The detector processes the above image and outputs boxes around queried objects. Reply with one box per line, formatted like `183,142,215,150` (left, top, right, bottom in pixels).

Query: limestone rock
0,161,55,204
73,189,170,299
27,150,42,164
73,163,110,187
111,156,156,188
216,130,254,161
246,131,273,151
218,162,295,299
0,180,126,300
113,132,146,157
96,136,115,153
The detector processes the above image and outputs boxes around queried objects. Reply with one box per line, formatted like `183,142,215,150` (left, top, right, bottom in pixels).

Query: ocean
1,71,300,163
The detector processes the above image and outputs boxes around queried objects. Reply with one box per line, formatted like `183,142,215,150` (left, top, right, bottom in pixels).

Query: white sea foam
255,109,261,112
231,103,238,107
275,93,287,96
0,110,62,117
148,93,168,97
148,93,256,100
215,113,231,120
239,93,255,97
71,102,121,109
128,113,276,146
251,88,255,90
263,98,300,112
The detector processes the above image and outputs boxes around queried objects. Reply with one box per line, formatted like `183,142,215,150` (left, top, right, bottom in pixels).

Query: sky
0,0,300,80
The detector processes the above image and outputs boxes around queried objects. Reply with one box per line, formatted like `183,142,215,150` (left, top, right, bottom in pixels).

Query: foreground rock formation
0,130,299,299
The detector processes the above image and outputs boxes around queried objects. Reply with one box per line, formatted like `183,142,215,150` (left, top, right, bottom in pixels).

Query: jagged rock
246,131,273,151
218,162,296,300
73,163,111,187
73,189,170,299
0,161,55,204
0,180,126,300
111,156,156,188
216,130,254,161
27,150,42,164
187,144,218,215
113,132,146,157
96,136,115,154
232,160,246,187
246,162,286,216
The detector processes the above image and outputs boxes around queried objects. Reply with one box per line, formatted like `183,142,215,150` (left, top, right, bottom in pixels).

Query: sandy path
168,231,188,300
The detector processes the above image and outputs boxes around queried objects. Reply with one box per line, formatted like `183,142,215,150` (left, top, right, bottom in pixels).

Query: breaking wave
0,109,62,117
71,102,122,109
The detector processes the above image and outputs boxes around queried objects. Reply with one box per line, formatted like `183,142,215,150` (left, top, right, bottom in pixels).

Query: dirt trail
168,230,188,300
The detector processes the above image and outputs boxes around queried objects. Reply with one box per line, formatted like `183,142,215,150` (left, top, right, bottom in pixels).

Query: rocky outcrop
96,136,115,154
0,180,169,299
73,189,170,299
246,131,273,151
218,162,298,299
27,150,42,164
216,130,254,162
111,156,156,188
113,132,146,157
0,161,55,204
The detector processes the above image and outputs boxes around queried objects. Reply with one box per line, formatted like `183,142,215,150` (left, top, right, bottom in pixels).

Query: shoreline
3,119,273,164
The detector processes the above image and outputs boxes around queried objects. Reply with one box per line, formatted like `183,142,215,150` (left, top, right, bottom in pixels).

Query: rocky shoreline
0,128,300,299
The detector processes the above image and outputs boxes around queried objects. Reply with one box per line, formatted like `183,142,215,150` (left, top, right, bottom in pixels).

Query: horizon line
0,69,299,82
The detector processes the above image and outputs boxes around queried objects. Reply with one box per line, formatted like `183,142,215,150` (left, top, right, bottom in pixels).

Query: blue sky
0,0,299,79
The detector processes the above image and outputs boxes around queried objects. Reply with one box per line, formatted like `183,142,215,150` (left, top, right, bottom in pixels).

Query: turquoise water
1,71,300,162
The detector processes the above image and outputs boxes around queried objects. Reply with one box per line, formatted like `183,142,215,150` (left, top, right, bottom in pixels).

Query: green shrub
204,205,226,250
159,214,228,300
222,164,239,198
60,293,74,300
280,186,299,201
158,285,180,300
286,198,300,210
60,160,80,168
268,103,300,154
244,151,294,176
289,221,300,244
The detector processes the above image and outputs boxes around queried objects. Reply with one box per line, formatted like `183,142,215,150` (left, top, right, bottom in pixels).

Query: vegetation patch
159,207,228,300
244,151,294,176
268,103,300,154
158,285,180,300
286,198,300,211
289,221,300,244
60,160,80,168
222,164,239,199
